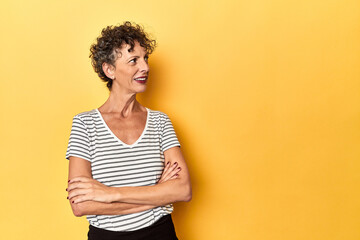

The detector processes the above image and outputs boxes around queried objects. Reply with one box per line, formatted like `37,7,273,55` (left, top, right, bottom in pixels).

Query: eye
144,55,149,61
129,58,137,63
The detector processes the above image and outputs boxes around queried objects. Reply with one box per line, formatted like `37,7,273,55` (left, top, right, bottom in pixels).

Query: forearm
112,178,192,206
67,147,192,208
70,200,156,217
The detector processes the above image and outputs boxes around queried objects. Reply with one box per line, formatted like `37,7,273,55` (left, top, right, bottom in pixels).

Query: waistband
88,214,177,240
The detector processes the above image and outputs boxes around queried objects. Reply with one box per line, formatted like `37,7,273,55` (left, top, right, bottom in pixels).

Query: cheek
116,69,130,78
122,68,137,76
114,66,138,80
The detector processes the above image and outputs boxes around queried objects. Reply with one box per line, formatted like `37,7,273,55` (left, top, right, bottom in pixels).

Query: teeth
135,77,146,81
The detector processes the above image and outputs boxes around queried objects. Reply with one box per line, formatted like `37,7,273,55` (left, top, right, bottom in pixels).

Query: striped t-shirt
65,107,181,231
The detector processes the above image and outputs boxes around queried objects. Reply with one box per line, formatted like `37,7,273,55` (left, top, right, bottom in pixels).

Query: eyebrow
127,56,139,61
126,54,149,61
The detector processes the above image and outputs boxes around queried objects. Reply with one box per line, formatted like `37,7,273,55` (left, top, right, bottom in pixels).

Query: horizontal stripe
65,108,180,231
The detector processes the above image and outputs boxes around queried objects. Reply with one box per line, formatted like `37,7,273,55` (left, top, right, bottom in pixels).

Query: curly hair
89,21,157,91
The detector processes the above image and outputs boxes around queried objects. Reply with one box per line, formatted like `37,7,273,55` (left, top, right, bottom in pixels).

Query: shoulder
148,108,168,118
72,109,98,124
147,108,172,123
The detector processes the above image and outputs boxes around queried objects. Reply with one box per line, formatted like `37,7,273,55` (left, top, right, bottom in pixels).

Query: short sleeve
161,114,181,152
65,116,92,162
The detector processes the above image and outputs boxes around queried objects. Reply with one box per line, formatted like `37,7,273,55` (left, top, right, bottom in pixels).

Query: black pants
88,214,179,240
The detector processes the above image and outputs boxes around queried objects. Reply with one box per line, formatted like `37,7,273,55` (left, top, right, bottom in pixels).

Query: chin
136,87,147,93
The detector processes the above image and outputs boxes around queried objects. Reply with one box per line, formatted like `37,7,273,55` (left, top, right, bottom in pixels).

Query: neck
99,90,142,118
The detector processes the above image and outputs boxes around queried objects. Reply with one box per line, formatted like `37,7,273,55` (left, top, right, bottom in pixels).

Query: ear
102,62,115,80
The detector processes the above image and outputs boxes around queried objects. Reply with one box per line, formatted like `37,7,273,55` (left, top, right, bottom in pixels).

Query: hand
158,161,181,184
67,177,116,204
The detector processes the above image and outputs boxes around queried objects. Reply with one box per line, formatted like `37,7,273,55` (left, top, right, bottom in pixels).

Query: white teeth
135,77,146,81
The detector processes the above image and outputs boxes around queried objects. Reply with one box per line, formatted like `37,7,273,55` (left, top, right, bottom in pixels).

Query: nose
139,58,149,73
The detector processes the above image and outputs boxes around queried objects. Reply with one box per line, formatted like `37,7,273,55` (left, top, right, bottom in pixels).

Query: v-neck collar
95,107,150,148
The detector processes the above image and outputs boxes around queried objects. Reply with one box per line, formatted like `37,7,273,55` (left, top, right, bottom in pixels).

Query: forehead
116,41,147,58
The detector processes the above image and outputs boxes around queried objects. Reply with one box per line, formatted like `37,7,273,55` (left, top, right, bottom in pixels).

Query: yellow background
0,0,359,239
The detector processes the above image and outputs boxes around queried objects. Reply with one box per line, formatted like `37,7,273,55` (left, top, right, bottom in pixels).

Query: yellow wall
0,0,359,239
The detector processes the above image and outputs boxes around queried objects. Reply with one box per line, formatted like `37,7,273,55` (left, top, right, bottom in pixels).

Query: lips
134,76,147,84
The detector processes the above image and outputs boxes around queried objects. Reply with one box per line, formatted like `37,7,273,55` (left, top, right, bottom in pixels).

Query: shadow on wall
139,54,169,107
140,54,200,239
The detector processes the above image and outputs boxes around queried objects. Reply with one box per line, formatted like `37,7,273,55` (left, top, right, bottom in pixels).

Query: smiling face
105,40,150,94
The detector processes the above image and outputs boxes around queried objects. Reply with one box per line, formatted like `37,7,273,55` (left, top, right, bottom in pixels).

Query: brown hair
89,21,157,90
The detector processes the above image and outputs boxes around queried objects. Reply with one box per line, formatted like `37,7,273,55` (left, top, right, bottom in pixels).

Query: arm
68,146,192,206
67,156,156,217
112,146,192,205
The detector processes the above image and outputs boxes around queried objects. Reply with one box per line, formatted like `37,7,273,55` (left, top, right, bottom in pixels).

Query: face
107,41,150,94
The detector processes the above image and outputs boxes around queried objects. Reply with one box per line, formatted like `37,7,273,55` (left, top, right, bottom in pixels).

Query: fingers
165,162,181,178
67,182,92,192
160,162,173,180
66,178,113,203
68,188,92,200
164,162,178,178
66,180,94,200
158,162,181,183
67,188,112,203
169,173,179,180
69,194,91,204
162,161,171,177
68,176,92,184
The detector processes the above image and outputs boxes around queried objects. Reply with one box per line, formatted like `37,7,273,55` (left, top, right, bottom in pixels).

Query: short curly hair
89,21,157,91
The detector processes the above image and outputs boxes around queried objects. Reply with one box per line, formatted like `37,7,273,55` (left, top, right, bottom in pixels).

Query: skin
66,41,192,216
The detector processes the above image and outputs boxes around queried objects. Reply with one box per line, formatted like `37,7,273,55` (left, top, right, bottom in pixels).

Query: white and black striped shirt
65,107,181,231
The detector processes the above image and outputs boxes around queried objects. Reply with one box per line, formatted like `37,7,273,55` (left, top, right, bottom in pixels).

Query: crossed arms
66,146,192,217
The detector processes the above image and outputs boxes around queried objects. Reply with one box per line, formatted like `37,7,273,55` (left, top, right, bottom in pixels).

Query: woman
65,21,192,240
